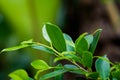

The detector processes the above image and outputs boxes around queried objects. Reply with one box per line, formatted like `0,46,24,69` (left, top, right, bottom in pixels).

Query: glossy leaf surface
63,33,75,51
8,69,29,80
43,23,66,52
31,60,50,70
95,55,110,80
84,35,93,47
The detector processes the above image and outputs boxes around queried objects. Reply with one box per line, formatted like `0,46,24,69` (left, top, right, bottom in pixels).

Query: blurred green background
0,0,120,80
0,0,61,79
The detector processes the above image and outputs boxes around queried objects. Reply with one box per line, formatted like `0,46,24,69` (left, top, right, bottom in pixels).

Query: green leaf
84,35,93,47
81,51,93,68
95,55,110,80
63,33,75,51
64,64,78,70
43,23,66,52
54,57,66,62
31,60,50,70
86,72,99,80
21,39,33,45
34,69,50,80
31,44,55,55
29,77,34,80
1,44,29,53
55,64,64,80
42,25,51,42
89,29,102,54
8,69,29,80
39,69,67,80
111,70,120,79
75,33,88,56
64,64,87,75
62,51,81,63
70,69,87,75
1,39,34,53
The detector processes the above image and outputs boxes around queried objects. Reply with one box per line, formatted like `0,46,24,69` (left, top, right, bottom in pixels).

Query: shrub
1,23,120,80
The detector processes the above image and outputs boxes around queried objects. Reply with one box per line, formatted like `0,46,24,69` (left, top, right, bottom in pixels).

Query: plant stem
33,42,59,57
71,61,88,72
34,42,88,72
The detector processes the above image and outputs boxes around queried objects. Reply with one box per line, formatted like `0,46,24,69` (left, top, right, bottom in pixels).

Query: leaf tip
0,49,5,54
93,29,102,34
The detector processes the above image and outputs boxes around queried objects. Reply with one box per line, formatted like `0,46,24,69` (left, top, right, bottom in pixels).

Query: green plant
1,23,120,80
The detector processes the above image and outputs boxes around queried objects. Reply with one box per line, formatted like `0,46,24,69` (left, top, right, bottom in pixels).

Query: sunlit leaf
21,39,33,45
95,55,110,80
31,60,50,70
42,25,51,42
44,23,66,52
0,39,34,53
8,69,29,80
63,33,75,51
1,44,29,53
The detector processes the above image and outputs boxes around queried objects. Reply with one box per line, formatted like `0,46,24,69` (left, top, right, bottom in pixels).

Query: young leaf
95,55,110,80
81,51,93,68
1,39,34,53
39,69,67,80
43,23,66,52
75,33,88,56
89,29,102,54
8,69,29,80
31,60,50,70
1,44,29,53
63,33,75,51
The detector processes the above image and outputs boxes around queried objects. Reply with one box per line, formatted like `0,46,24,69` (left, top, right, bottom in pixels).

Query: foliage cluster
1,23,120,80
